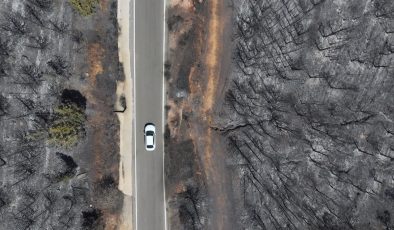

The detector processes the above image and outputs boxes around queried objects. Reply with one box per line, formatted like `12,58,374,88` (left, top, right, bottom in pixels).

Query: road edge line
133,0,137,228
162,0,168,228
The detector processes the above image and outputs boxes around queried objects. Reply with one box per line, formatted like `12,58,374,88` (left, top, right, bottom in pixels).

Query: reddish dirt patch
88,43,105,83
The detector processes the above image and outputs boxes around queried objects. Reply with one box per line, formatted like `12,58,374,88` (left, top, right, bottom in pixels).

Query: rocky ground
0,1,124,229
166,0,394,229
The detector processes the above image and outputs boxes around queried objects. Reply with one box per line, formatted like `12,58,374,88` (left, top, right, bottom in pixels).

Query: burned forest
215,0,394,229
0,0,123,229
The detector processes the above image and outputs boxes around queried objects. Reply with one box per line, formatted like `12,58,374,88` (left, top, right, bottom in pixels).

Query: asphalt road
134,0,165,229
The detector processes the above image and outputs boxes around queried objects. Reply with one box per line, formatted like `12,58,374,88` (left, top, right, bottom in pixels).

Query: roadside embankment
116,0,134,229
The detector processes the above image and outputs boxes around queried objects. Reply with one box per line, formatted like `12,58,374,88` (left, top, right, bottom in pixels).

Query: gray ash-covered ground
0,1,123,229
165,0,394,229
215,0,394,229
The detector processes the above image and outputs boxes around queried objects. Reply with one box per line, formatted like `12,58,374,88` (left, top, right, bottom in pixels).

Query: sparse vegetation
0,95,9,116
94,175,123,211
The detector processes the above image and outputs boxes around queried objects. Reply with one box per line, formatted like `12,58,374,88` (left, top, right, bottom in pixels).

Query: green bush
69,0,99,16
48,103,86,148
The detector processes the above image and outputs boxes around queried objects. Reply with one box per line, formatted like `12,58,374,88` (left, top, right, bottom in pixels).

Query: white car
144,123,156,151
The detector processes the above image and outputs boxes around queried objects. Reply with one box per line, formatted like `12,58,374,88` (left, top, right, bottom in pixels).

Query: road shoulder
116,0,135,229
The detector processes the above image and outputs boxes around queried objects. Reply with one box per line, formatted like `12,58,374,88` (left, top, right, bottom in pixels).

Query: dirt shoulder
164,0,236,229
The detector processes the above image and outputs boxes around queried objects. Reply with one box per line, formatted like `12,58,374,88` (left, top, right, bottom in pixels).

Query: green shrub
48,103,86,148
69,0,99,16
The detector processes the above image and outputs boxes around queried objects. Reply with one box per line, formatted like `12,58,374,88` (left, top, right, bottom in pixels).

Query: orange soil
203,0,221,114
201,0,222,174
201,0,229,229
88,43,105,83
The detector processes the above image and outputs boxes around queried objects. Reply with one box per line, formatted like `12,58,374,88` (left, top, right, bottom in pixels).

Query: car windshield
146,131,154,136
147,145,153,148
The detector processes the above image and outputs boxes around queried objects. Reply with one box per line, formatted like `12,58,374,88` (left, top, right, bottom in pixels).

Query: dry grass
103,213,119,230
169,0,194,10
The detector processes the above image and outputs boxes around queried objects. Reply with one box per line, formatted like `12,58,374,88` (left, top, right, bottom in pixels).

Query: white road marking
162,0,168,228
133,0,137,228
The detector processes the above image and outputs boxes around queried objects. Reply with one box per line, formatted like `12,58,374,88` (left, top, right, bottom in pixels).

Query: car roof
146,135,154,146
